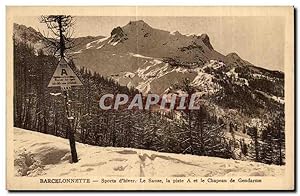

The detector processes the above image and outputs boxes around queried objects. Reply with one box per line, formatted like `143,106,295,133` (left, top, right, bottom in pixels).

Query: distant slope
13,22,285,154
14,128,284,177
13,23,105,56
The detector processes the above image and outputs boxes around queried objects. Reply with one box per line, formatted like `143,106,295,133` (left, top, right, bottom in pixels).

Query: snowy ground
14,128,285,177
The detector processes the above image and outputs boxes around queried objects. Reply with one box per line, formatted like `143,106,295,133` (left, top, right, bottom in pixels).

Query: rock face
111,26,127,43
14,23,44,43
200,33,214,50
13,23,46,54
111,26,124,37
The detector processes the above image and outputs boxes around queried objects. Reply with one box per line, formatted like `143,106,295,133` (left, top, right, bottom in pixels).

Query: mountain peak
13,23,43,43
111,26,125,37
128,20,148,26
170,30,181,36
14,23,43,37
226,52,241,59
199,33,213,50
124,20,153,31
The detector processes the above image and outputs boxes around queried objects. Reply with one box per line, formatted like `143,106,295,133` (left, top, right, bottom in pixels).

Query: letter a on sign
48,58,83,87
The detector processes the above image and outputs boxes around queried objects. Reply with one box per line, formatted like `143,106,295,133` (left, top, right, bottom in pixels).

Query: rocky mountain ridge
13,21,284,131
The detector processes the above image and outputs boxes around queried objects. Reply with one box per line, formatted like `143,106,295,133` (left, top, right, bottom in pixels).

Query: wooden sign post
48,58,83,163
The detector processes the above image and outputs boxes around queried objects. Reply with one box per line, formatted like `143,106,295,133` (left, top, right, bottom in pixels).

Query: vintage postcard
6,6,294,191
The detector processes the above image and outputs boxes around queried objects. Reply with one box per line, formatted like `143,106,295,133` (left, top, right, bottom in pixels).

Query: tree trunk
64,91,78,163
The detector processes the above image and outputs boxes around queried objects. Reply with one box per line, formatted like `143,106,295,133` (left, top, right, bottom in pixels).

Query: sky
14,16,285,71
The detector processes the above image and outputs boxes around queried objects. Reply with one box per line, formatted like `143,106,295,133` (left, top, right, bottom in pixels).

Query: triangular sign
48,58,83,87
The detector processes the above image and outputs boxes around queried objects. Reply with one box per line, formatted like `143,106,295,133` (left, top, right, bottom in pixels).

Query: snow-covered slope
13,23,105,56
13,22,285,154
14,128,284,177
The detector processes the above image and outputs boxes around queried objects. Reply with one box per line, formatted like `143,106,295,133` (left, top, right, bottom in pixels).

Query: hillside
14,128,285,177
13,23,104,56
13,21,284,118
13,21,285,166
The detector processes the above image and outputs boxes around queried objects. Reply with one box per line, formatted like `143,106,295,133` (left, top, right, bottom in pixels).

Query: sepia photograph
6,6,294,191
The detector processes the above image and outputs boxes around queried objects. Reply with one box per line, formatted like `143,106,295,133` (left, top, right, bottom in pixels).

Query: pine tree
240,139,248,156
248,126,260,162
272,113,285,165
260,127,274,164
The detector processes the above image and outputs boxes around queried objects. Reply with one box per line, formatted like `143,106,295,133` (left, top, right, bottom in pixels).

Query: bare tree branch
39,15,75,57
